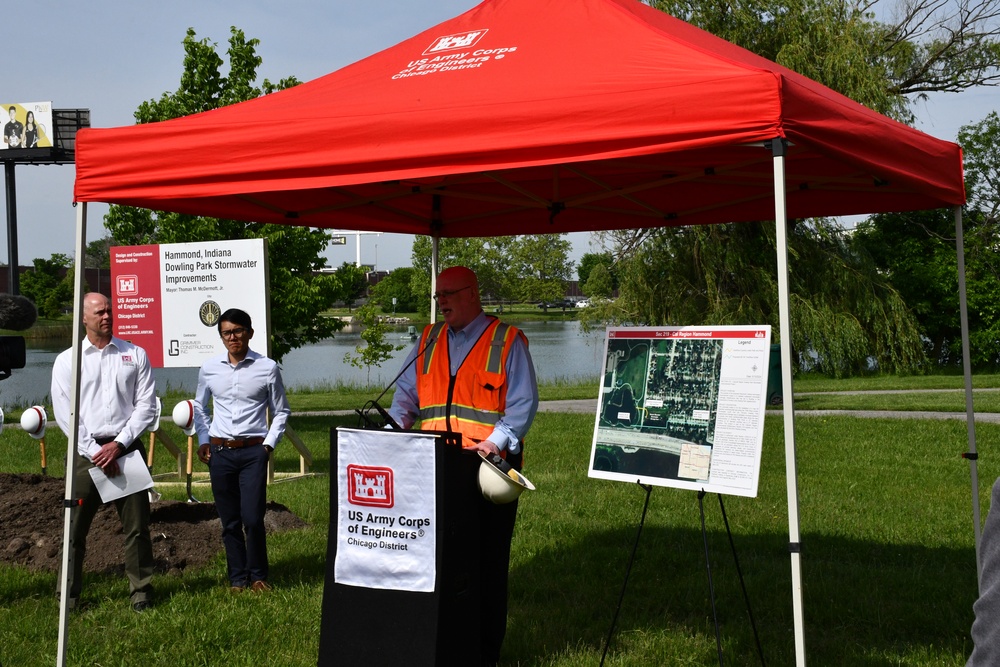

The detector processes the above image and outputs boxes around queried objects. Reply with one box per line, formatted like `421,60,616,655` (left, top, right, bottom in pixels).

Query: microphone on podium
355,335,438,430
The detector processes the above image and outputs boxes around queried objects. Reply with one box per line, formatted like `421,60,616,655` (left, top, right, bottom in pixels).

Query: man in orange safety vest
389,265,538,666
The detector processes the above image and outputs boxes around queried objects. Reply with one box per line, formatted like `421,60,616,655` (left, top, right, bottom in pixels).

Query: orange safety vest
416,317,526,449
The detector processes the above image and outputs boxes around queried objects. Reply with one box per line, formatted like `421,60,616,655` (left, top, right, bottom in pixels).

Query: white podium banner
334,428,438,592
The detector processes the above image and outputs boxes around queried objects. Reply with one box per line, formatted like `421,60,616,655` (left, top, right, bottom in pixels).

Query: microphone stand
355,335,437,430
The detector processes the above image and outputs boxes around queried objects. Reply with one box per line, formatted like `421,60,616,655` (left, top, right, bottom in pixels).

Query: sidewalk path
534,398,1000,423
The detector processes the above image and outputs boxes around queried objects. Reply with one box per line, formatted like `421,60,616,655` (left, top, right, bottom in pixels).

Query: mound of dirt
0,473,308,576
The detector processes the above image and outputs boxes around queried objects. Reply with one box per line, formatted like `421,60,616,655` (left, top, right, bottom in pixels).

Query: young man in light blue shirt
195,308,290,593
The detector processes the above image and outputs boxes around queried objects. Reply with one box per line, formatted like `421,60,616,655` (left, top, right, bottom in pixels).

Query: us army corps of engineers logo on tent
422,28,489,55
393,28,517,80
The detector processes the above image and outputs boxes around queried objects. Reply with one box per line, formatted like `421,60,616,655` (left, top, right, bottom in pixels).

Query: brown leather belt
210,436,265,449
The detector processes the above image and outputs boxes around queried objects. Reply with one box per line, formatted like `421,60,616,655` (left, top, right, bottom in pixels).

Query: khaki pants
60,447,154,604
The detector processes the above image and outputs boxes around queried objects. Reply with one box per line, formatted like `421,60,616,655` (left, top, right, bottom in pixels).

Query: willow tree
587,220,925,376
596,0,1000,376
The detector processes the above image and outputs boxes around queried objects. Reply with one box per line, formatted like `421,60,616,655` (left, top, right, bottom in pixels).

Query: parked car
537,300,573,310
575,299,590,308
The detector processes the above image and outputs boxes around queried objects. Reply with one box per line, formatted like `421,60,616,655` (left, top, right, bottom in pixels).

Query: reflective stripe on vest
420,322,447,376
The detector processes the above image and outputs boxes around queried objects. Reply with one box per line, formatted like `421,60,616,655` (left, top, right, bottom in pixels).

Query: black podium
318,427,482,666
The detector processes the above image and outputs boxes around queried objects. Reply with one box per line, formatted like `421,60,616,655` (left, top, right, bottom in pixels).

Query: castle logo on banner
347,465,394,508
334,429,438,592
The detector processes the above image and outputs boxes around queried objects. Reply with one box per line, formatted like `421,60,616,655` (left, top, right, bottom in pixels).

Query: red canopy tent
73,0,962,228
64,0,972,664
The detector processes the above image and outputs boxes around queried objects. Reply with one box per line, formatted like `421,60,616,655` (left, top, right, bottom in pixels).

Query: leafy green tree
370,267,420,313
102,27,348,361
411,234,570,309
600,0,1000,375
513,234,574,306
650,0,1000,122
853,112,1000,368
410,237,488,315
332,262,369,311
85,237,112,269
343,304,406,385
960,111,1000,220
20,254,76,319
577,252,617,290
583,262,614,298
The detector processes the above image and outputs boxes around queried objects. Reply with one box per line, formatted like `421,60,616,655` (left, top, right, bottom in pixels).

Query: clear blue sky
1,0,995,273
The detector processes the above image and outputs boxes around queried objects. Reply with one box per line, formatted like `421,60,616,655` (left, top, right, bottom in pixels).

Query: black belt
93,436,140,453
95,436,140,446
210,436,265,449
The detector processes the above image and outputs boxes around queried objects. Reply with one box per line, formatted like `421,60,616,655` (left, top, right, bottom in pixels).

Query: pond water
0,320,606,408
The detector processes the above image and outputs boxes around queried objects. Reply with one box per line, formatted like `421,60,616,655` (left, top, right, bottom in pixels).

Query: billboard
588,325,771,498
1,101,53,149
110,238,268,368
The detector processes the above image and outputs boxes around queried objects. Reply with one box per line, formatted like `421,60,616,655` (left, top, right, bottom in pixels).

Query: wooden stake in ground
171,399,199,503
147,397,162,471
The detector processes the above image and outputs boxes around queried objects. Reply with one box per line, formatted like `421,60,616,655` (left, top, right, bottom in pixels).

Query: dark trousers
64,446,154,603
478,450,522,667
208,444,270,586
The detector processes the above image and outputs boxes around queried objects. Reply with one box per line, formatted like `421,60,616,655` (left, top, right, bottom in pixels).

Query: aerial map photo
591,332,724,483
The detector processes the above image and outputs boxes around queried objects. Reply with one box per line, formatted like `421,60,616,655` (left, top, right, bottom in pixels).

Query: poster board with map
588,325,771,497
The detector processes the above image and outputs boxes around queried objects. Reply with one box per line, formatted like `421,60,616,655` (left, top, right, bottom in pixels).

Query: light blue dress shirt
194,349,291,449
389,311,538,454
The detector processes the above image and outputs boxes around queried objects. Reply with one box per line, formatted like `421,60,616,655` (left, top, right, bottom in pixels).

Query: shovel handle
39,438,47,473
185,435,199,502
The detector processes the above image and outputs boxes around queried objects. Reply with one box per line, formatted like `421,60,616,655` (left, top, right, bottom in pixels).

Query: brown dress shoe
250,580,272,592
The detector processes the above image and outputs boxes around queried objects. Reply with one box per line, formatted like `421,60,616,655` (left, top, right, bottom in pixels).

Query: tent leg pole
57,202,89,667
430,236,439,324
772,144,806,666
955,206,983,583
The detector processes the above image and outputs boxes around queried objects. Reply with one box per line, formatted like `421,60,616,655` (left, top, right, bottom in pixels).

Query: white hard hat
172,399,196,436
477,451,536,504
20,405,46,440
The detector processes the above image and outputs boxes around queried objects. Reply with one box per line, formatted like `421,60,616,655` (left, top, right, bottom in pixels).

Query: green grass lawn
0,402,994,665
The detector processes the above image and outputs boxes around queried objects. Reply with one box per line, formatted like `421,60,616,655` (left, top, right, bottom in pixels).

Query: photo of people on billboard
1,101,53,150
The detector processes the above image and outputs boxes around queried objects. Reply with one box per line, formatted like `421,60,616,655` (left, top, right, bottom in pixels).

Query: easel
600,482,766,667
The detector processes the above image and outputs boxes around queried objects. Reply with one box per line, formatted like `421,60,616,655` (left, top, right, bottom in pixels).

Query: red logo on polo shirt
347,465,394,508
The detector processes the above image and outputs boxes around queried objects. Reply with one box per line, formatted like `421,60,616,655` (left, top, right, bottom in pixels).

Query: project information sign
110,238,268,368
588,325,771,497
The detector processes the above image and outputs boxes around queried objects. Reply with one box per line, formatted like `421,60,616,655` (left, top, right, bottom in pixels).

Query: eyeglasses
220,327,249,339
432,286,472,301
